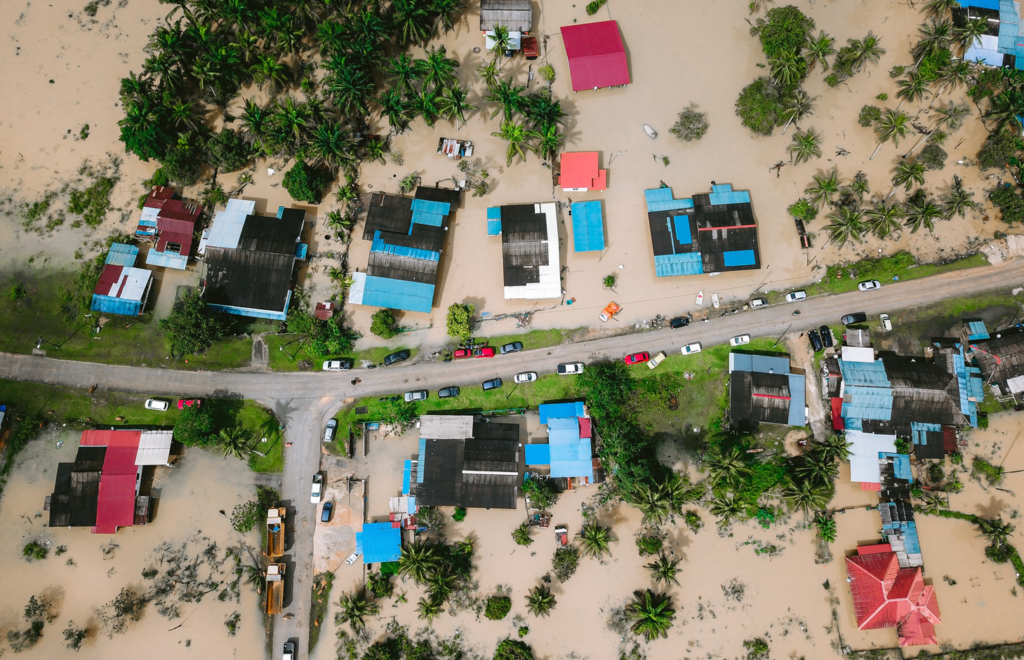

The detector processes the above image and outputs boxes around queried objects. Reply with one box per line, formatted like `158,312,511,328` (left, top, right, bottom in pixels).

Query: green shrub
744,638,770,660
889,65,905,78
894,438,912,455
825,73,840,87
201,183,229,208
735,78,785,136
875,92,888,101
452,507,467,522
972,457,1004,485
174,402,217,447
445,302,475,340
494,639,534,660
206,129,252,173
539,65,555,83
684,510,703,534
159,290,231,356
370,308,398,339
585,0,606,15
669,103,709,141
918,143,947,171
368,572,394,599
978,131,1022,170
990,186,1024,225
230,500,262,533
159,143,203,186
512,523,534,546
283,160,331,203
485,595,512,620
552,546,579,582
22,541,48,561
985,542,1015,563
749,5,815,61
918,48,951,83
787,198,818,223
145,168,170,188
635,534,663,557
68,177,117,227
858,105,882,127
522,477,558,509
8,284,26,301
604,274,616,288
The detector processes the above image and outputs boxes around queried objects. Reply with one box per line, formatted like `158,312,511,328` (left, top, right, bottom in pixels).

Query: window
165,242,182,253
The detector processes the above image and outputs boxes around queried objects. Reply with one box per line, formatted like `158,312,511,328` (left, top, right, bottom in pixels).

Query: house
570,201,606,252
524,402,597,486
966,324,1024,399
727,353,806,427
356,522,402,564
136,186,202,270
197,200,306,321
410,415,521,509
560,20,630,92
90,243,154,316
560,152,607,192
955,0,1021,68
480,0,532,33
46,429,174,534
644,184,761,277
487,203,562,300
845,547,941,646
348,187,460,314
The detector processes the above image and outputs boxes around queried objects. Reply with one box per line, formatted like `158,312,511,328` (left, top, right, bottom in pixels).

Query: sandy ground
0,429,268,658
312,454,363,576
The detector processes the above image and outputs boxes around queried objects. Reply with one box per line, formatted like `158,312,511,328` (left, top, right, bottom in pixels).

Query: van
647,352,667,370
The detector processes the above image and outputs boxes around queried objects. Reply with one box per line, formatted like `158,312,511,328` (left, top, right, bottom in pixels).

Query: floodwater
0,428,267,658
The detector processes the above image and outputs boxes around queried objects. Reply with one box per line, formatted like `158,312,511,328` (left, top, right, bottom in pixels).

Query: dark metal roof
463,438,518,472
473,421,520,441
237,213,304,255
415,186,462,207
366,251,439,284
500,205,549,288
479,0,532,31
729,371,792,425
970,328,1024,395
203,247,295,312
47,447,105,527
379,224,447,253
415,424,520,509
461,474,518,509
913,431,947,460
363,192,414,240
417,439,463,507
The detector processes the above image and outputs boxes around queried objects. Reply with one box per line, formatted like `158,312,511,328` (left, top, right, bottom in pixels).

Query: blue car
321,501,333,523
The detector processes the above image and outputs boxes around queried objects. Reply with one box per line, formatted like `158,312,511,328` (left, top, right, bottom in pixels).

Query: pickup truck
557,362,584,375
599,302,621,322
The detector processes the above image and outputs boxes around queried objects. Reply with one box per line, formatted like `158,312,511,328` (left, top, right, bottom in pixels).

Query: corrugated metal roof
349,274,435,313
91,295,143,316
709,184,752,205
723,250,756,267
135,430,174,465
967,320,990,340
420,415,474,439
146,249,188,269
202,199,254,252
571,201,605,252
411,198,451,215
356,522,401,563
480,0,532,31
729,353,792,374
105,243,139,267
503,203,561,300
525,444,551,465
487,220,502,235
787,373,806,426
560,20,630,91
840,359,890,386
539,401,586,423
848,430,897,483
402,460,411,495
548,423,593,479
654,253,703,277
371,231,440,262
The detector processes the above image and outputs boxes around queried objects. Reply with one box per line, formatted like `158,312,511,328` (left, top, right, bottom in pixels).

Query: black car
383,349,411,366
819,325,834,348
808,329,823,352
321,501,333,523
438,386,461,399
841,312,868,326
500,342,523,354
482,378,503,391
669,316,689,329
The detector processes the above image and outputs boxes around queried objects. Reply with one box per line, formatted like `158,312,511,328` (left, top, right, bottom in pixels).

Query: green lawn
264,333,421,372
238,403,285,473
475,328,573,352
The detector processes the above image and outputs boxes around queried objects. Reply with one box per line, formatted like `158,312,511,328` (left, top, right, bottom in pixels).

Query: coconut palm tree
437,84,475,128
657,472,691,513
845,31,886,73
485,77,528,120
977,517,1015,547
250,54,290,96
168,100,202,132
954,17,988,57
491,120,539,166
913,19,953,67
390,0,433,46
625,590,675,641
918,493,949,514
815,515,838,543
871,109,910,159
385,54,419,95
904,195,944,233
923,0,960,20
536,124,565,161
942,183,978,219
788,129,822,164
431,0,464,34
525,585,556,617
337,589,378,632
579,521,613,558
795,448,840,487
218,427,249,459
427,565,456,602
703,446,749,488
416,595,444,622
934,100,972,132
986,89,1024,133
414,88,441,126
309,124,356,172
892,161,926,192
805,169,841,209
417,45,459,90
364,137,387,165
896,71,930,110
846,172,870,202
477,59,500,88
769,54,805,88
525,91,566,130
824,206,866,248
398,541,438,585
805,31,835,73
239,98,271,153
782,477,832,513
489,24,513,65
272,97,311,154
645,553,680,586
324,55,374,117
708,494,744,523
377,88,413,133
864,202,906,239
819,435,852,463
630,482,672,526
780,89,815,135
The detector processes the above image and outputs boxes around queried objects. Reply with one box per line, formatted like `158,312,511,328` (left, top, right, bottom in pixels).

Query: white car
514,372,538,384
404,390,428,402
730,334,751,347
682,342,702,355
311,474,323,504
785,291,807,303
144,399,169,411
646,351,667,370
750,298,768,308
858,280,881,292
557,362,585,375
880,313,893,332
322,359,353,371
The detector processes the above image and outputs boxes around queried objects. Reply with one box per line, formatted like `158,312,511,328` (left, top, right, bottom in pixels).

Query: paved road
2,256,1024,659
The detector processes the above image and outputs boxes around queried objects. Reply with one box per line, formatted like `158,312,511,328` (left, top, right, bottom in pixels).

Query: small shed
560,152,607,192
480,0,532,33
560,20,630,92
570,201,606,252
90,243,153,316
356,522,402,564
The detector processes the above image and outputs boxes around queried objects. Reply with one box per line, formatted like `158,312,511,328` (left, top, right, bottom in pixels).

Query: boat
711,293,721,309
644,124,658,139
696,290,704,306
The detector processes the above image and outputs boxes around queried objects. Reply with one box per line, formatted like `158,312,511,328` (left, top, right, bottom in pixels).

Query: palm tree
485,77,527,120
427,565,456,602
645,553,680,586
819,435,852,463
535,124,565,162
390,0,433,46
782,477,832,514
942,183,978,219
864,202,905,239
489,24,513,66
416,595,444,622
918,493,949,514
780,89,815,135
847,172,870,202
892,161,926,192
309,124,356,172
845,31,886,73
630,482,672,526
896,71,930,110
871,109,909,159
923,0,960,20
477,59,500,88
805,31,835,73
769,54,805,88
239,99,271,153
788,129,822,164
815,515,838,543
398,541,437,585
377,88,413,134
437,85,475,128
625,590,675,641
385,54,419,95
417,45,459,90
431,0,464,34
525,91,566,129
657,472,690,513
795,448,840,487
169,100,202,132
804,169,841,208
525,585,556,617
708,494,744,523
272,97,311,154
703,446,749,488
325,55,374,117
337,589,378,632
934,100,971,132
491,120,539,166
913,20,953,68
364,137,387,165
218,427,248,459
904,196,944,234
986,89,1024,133
977,517,1015,547
824,207,866,248
414,88,441,126
250,54,290,96
579,522,612,558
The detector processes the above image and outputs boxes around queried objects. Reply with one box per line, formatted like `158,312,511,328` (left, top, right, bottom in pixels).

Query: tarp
560,20,630,91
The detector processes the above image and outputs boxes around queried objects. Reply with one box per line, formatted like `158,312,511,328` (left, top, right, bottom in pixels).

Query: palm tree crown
645,553,680,585
789,129,822,164
625,590,676,641
579,521,613,558
525,585,556,617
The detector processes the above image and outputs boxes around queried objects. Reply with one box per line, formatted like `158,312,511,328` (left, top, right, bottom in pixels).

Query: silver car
404,390,428,402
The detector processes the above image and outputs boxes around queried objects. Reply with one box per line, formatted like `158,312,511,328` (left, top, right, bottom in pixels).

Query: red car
453,348,472,359
624,352,651,365
473,347,496,358
177,399,201,409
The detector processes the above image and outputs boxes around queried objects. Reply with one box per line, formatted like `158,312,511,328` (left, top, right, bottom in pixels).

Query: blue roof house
356,522,401,564
529,402,594,484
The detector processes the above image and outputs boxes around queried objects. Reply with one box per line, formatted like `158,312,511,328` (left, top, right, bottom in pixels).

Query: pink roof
857,543,893,555
578,417,592,439
560,21,630,92
156,216,196,256
845,551,941,646
80,429,142,447
560,152,607,190
93,474,137,534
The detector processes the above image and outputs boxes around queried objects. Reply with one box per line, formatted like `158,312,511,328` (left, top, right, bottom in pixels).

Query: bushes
68,177,117,227
978,131,1023,170
539,65,555,83
494,639,534,660
522,477,558,509
159,290,231,356
985,542,1016,563
552,546,579,582
22,541,48,561
282,160,332,203
787,198,818,223
370,308,398,339
445,302,475,340
990,186,1024,225
684,510,703,533
206,129,252,173
735,78,786,136
669,103,709,141
858,105,882,127
368,572,394,599
585,0,606,15
749,6,815,61
918,144,947,171
452,507,467,522
485,595,512,620
894,438,912,455
229,500,262,533
635,534,663,557
512,523,534,546
972,457,1004,485
174,403,217,447
160,143,204,186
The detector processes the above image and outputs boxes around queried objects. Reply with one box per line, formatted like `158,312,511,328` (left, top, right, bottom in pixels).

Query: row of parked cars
402,361,586,402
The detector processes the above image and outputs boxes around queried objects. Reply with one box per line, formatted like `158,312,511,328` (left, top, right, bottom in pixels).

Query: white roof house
847,429,897,485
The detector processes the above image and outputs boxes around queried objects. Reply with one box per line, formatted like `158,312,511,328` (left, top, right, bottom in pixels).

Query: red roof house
137,187,202,270
845,549,941,647
560,20,630,92
559,152,607,191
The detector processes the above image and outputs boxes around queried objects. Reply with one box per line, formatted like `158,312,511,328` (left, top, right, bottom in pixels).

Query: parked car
438,386,461,399
557,362,585,375
383,349,411,366
404,390,428,402
283,641,296,660
858,280,882,292
647,351,667,370
321,501,333,523
323,418,338,443
500,342,523,354
453,348,472,359
145,398,169,411
514,371,538,384
322,358,353,371
729,334,751,347
842,312,868,325
669,316,689,329
880,313,893,332
482,378,503,391
808,329,823,352
177,399,201,409
473,347,496,358
310,474,323,504
785,291,807,303
750,297,768,308
682,342,702,355
819,325,834,348
624,352,650,365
